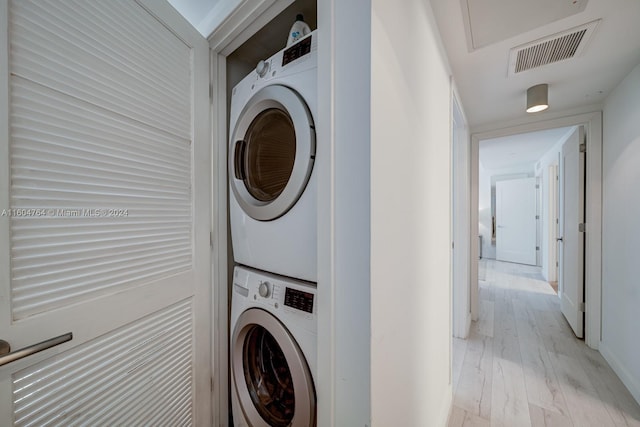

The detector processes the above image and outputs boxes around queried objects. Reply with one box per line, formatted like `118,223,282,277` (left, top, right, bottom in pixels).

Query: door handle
0,333,72,367
556,237,564,242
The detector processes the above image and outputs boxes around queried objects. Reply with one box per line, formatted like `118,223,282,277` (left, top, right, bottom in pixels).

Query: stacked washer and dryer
228,31,318,427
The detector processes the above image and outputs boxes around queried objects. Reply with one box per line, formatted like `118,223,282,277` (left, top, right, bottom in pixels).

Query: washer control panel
284,287,314,313
235,268,316,317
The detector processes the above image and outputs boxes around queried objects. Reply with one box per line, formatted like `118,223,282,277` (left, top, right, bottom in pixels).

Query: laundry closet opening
223,1,318,426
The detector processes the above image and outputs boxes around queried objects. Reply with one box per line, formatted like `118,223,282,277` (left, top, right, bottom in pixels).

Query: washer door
232,308,315,427
230,85,315,221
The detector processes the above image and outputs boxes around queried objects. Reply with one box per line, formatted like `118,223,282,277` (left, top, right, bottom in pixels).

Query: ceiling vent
508,20,600,75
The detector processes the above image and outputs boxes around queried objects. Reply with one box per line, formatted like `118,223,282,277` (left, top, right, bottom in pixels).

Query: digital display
282,35,312,66
284,288,314,313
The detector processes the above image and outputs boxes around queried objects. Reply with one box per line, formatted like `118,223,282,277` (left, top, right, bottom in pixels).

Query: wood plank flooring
450,260,640,427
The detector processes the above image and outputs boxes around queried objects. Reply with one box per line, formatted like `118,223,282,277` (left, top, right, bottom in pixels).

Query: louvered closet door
0,1,211,425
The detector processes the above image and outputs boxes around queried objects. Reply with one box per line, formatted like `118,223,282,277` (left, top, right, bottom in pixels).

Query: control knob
258,281,271,298
256,60,269,78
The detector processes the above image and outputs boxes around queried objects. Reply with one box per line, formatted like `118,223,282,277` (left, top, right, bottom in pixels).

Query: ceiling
479,127,573,171
169,0,640,130
431,0,640,127
168,0,233,37
166,1,624,188
167,0,220,32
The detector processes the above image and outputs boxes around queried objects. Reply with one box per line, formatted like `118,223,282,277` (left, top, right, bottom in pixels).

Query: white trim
316,2,337,426
451,86,471,339
210,50,229,427
547,163,559,282
0,5,13,422
472,103,603,134
599,342,640,406
470,132,480,321
470,110,603,348
208,0,294,53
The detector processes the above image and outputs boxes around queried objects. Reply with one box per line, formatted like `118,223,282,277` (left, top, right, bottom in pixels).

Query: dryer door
232,308,315,427
230,85,315,221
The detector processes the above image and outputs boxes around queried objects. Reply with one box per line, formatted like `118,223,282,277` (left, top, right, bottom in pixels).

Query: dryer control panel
282,34,312,66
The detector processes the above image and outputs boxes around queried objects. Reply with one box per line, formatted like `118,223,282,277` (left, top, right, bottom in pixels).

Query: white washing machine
230,266,317,427
229,31,317,282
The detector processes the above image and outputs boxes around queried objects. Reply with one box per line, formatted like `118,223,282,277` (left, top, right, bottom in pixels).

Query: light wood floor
450,260,640,427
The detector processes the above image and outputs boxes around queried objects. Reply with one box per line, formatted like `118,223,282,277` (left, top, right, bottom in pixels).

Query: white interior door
496,177,537,265
558,126,585,338
0,1,211,424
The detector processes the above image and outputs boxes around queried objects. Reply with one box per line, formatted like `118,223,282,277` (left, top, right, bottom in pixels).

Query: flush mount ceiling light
526,84,549,113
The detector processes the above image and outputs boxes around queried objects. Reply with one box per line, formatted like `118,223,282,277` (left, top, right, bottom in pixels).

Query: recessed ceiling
462,0,588,50
479,127,574,171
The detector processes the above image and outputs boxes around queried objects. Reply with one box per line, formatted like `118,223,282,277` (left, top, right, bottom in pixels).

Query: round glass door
243,325,295,426
232,309,315,427
230,85,315,221
243,108,296,203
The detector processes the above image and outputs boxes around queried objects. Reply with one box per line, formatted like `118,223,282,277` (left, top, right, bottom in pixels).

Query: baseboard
599,342,640,406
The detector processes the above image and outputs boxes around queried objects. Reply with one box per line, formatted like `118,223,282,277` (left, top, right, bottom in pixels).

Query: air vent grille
509,20,600,75
515,29,586,73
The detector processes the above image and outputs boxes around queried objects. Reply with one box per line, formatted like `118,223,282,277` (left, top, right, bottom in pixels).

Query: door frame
451,89,471,339
470,111,602,348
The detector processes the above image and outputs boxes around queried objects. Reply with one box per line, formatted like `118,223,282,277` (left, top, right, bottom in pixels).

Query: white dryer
229,31,317,282
230,266,317,427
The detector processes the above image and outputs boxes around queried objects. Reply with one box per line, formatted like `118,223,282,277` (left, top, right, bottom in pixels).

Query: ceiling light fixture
526,84,549,113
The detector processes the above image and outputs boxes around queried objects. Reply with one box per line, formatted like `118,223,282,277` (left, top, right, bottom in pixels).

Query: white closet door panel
9,78,192,321
12,300,194,426
10,0,192,139
1,0,211,424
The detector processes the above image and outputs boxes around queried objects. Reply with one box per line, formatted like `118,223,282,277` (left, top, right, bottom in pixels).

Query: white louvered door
0,1,211,425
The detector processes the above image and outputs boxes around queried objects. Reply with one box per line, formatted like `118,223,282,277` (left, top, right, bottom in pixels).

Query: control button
256,60,269,78
258,281,271,298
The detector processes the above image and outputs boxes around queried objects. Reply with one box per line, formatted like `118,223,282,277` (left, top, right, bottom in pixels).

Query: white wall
370,0,452,425
600,62,640,404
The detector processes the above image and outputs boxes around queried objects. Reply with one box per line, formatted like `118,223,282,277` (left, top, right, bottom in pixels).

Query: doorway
469,112,602,348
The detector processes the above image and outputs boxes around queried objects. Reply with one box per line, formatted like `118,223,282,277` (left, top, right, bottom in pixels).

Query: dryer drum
242,108,296,203
229,85,315,222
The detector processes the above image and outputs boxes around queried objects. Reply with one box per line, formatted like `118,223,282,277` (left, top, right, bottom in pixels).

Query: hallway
449,260,640,426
